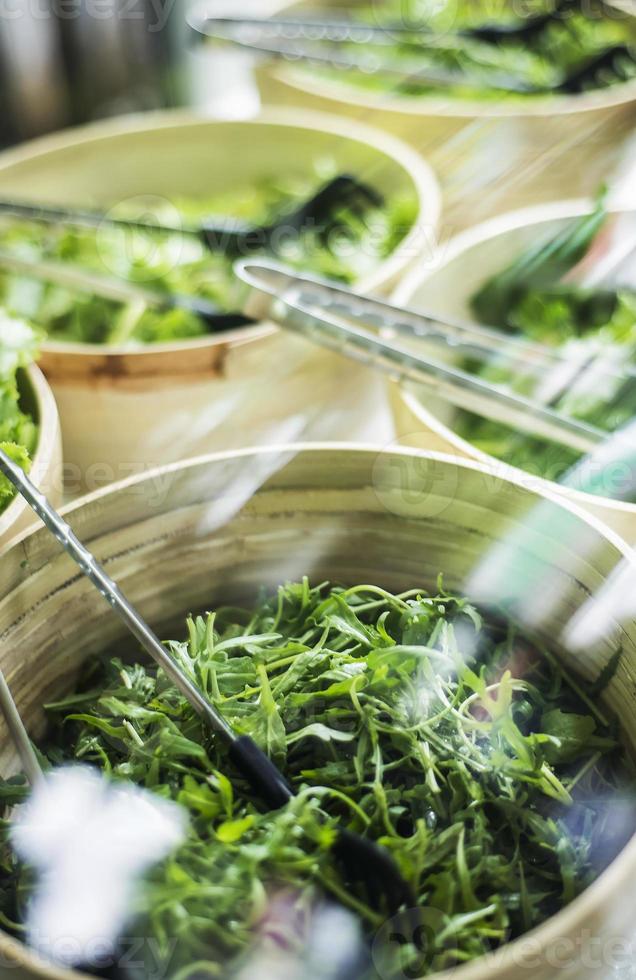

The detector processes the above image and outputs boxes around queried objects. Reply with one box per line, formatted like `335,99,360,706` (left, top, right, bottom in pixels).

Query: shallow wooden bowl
390,199,636,541
0,108,440,493
0,445,634,979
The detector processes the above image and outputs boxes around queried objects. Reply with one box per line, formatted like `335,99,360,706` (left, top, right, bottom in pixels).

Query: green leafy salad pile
0,315,40,513
1,580,634,978
306,0,636,99
447,200,636,495
0,167,415,346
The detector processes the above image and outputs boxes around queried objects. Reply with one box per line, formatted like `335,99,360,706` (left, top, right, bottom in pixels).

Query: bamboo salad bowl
257,1,636,229
389,199,636,541
0,445,635,979
0,365,62,547
0,108,440,493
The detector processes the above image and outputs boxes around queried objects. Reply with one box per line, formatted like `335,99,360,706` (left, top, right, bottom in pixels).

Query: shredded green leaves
0,313,40,512
1,579,634,978
0,169,415,346
306,0,636,99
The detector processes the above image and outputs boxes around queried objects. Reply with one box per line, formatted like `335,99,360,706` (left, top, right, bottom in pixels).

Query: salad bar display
0,315,61,541
1,3,636,980
0,316,39,509
255,0,636,102
0,111,438,490
392,195,636,536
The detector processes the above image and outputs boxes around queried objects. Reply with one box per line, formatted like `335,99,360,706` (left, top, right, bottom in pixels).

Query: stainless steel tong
188,7,636,95
235,259,611,455
187,10,538,94
0,240,621,452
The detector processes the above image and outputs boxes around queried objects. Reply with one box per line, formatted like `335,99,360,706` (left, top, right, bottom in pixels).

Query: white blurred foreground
11,766,187,967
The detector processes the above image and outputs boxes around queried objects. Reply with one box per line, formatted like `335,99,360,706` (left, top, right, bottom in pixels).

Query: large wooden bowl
0,445,634,979
0,108,440,493
256,1,636,229
390,199,636,541
0,365,62,547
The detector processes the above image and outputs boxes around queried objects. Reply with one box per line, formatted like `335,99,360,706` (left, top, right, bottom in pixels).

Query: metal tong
0,245,625,452
188,10,537,94
0,175,383,259
0,249,253,332
188,6,636,95
235,259,613,455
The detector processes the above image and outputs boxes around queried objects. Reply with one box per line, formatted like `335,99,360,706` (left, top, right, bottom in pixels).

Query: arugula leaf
540,709,616,764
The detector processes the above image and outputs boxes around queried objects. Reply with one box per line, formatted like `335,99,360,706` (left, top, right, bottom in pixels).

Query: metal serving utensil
0,246,623,452
189,4,573,47
235,258,611,456
189,7,636,95
0,672,43,787
0,449,413,915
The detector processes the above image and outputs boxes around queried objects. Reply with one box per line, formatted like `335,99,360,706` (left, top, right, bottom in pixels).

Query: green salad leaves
0,313,39,512
308,0,636,99
1,579,633,978
453,200,636,492
0,170,415,347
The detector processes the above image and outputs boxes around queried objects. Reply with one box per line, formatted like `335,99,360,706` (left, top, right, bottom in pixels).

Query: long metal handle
185,10,559,45
0,671,43,786
0,450,235,742
0,198,190,239
188,13,449,44
236,260,607,455
189,11,536,94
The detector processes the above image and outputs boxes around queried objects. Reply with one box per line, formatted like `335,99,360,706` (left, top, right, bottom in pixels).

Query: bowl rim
0,442,635,980
0,363,60,541
271,64,636,119
391,197,636,518
0,106,441,361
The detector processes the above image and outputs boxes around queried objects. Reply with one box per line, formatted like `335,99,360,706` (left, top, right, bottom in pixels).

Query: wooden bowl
390,199,636,541
0,445,635,980
0,365,62,547
257,1,636,229
0,108,440,493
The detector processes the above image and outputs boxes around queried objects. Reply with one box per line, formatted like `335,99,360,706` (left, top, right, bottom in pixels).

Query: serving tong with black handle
0,249,254,332
0,173,383,333
188,3,636,94
0,175,382,259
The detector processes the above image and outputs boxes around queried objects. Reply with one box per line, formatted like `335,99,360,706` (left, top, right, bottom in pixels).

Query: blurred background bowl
0,107,440,494
0,444,635,979
390,199,636,540
257,0,636,231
